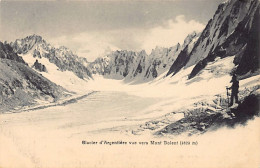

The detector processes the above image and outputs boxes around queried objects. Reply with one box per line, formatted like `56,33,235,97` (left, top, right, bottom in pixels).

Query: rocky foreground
121,85,260,137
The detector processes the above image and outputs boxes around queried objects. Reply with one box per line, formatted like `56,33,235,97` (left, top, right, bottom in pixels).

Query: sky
0,0,224,61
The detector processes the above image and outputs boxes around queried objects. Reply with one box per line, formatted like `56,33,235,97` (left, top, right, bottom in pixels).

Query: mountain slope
189,0,259,79
166,32,199,76
166,0,259,79
0,41,66,112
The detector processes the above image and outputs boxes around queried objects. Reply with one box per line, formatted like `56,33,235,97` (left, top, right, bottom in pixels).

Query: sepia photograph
0,0,259,167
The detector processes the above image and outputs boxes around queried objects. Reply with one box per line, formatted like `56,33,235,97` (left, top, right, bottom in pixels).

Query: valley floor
0,74,260,168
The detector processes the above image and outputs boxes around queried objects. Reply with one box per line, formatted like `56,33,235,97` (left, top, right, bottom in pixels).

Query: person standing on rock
228,74,239,107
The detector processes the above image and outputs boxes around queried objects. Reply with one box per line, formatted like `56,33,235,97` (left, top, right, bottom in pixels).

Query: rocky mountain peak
26,34,43,42
138,50,147,56
182,31,197,48
10,35,92,79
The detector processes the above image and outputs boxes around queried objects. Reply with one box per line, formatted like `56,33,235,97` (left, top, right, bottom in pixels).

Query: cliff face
166,0,259,79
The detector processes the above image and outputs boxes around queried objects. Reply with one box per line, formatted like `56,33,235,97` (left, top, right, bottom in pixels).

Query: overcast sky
0,0,224,61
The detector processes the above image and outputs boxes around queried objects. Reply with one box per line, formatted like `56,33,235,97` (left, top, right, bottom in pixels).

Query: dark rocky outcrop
155,89,260,136
235,4,260,76
0,41,26,64
166,32,198,76
166,46,190,76
33,59,47,72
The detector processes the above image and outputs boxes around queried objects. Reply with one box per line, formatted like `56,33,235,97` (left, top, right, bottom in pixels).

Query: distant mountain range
88,31,199,83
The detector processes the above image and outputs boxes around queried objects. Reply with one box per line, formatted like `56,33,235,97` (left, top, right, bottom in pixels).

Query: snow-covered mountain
88,32,199,82
1,0,258,104
167,0,259,79
10,35,92,80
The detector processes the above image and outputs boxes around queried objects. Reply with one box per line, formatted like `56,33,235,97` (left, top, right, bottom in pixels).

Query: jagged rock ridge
11,35,92,79
88,32,199,82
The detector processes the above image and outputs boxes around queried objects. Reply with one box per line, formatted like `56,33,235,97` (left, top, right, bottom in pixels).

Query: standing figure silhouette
229,74,239,107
